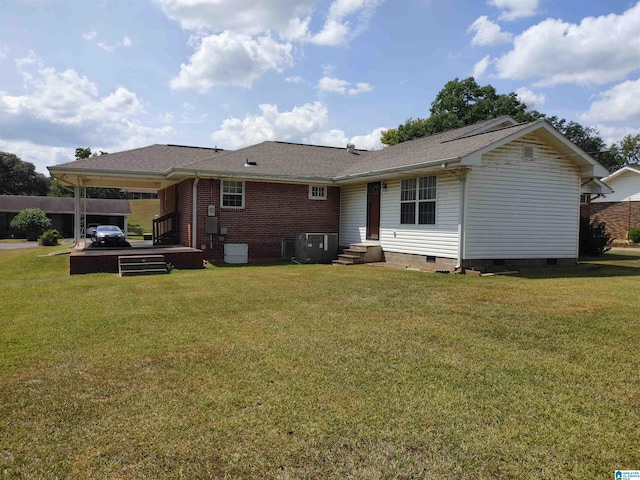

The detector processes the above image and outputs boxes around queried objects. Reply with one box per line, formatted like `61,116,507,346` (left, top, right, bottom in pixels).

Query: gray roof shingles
0,195,131,215
48,118,539,182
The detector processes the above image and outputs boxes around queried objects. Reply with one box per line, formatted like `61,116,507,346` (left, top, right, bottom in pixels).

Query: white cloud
210,101,385,150
83,31,97,41
0,46,7,61
285,75,304,83
580,78,640,125
0,55,172,156
488,0,539,21
494,3,640,86
349,82,373,95
154,0,316,35
317,76,373,95
156,0,383,90
467,16,512,46
170,32,293,91
0,139,75,174
83,31,134,51
591,124,640,146
311,0,382,46
472,55,492,78
515,87,545,109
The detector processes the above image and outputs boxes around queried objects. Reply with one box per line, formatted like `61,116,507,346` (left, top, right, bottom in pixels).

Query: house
0,195,130,239
48,116,609,272
589,166,640,240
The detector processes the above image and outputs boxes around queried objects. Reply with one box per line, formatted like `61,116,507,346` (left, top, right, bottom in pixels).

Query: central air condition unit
294,233,338,264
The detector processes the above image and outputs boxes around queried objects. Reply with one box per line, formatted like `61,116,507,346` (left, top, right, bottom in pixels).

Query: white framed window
580,193,589,205
400,175,437,225
309,185,327,200
221,180,244,208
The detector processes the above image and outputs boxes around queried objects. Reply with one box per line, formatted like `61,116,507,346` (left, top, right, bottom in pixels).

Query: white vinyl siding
380,174,460,258
591,171,640,203
464,135,581,259
339,175,460,259
340,183,367,245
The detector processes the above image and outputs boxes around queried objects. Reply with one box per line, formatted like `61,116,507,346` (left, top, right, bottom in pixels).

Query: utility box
294,233,338,264
206,217,218,234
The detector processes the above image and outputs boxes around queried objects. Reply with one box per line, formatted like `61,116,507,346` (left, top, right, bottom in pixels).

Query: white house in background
590,166,640,239
48,116,610,272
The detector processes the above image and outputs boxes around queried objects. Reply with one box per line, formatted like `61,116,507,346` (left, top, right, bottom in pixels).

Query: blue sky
1,0,639,174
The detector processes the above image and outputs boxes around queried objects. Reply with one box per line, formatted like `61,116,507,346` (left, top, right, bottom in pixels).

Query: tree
546,117,620,172
49,147,126,199
10,208,52,241
610,134,640,169
0,152,50,196
381,77,544,146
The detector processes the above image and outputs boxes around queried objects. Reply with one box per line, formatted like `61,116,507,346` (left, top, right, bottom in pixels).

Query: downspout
192,176,200,249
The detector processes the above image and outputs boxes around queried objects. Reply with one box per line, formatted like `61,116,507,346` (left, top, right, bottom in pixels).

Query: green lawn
127,199,159,235
1,248,639,479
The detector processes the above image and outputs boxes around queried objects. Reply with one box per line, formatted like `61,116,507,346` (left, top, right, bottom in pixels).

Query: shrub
579,216,612,257
127,223,144,236
629,227,640,243
10,208,52,241
39,229,60,246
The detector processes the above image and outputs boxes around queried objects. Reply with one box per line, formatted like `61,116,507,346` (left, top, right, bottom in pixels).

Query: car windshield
97,226,121,233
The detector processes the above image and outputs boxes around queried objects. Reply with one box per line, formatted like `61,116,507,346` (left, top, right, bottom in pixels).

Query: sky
1,0,639,175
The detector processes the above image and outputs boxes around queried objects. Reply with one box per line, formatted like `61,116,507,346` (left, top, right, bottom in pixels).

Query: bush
579,216,612,257
629,227,640,243
39,229,60,246
127,223,144,236
10,208,52,241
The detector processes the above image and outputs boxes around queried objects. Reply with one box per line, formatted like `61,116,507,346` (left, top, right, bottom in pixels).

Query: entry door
366,182,381,240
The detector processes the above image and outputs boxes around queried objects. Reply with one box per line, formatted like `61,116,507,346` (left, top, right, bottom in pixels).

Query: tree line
380,77,639,173
0,148,125,198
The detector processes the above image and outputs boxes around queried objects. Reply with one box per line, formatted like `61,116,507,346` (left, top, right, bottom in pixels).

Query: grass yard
127,199,160,235
1,248,639,479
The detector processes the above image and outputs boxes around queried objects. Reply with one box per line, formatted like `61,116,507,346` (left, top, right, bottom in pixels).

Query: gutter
333,157,463,183
192,176,200,249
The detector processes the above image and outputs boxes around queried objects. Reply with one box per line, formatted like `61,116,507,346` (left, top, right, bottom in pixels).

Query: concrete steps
333,244,383,266
118,255,170,277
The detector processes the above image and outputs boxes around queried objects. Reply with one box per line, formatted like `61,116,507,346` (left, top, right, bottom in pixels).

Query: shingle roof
0,195,131,215
51,144,227,174
337,121,534,178
183,141,370,179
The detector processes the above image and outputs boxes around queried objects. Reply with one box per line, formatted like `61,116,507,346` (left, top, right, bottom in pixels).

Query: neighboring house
590,166,640,239
0,195,130,238
48,117,609,271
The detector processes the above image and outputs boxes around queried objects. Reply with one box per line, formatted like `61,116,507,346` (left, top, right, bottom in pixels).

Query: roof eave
333,157,463,183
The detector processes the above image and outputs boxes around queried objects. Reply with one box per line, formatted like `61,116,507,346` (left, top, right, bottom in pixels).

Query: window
400,176,437,225
580,193,589,205
221,180,244,208
309,185,327,200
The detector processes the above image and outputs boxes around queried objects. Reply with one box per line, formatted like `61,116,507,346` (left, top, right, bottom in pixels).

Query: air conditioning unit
294,233,338,264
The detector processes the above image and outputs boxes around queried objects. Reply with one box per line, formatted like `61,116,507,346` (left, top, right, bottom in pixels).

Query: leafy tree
10,208,52,241
49,147,126,199
546,117,620,172
610,134,640,169
0,152,50,196
381,77,543,146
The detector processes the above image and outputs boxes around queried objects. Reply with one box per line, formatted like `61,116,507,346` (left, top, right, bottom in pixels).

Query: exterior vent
523,145,534,159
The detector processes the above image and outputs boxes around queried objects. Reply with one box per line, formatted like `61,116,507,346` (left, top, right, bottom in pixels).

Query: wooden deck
69,243,204,274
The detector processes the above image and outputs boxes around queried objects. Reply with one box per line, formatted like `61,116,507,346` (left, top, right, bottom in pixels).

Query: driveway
0,242,40,250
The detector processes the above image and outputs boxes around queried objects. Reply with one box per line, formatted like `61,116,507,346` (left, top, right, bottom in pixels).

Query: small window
309,185,327,200
221,180,244,208
580,193,589,205
400,176,437,225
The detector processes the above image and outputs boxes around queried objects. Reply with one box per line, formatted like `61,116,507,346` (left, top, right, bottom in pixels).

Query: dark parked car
86,223,100,238
93,225,130,247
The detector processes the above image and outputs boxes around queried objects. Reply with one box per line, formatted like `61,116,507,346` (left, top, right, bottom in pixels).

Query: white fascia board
332,157,462,183
581,178,614,194
602,166,640,183
168,168,335,185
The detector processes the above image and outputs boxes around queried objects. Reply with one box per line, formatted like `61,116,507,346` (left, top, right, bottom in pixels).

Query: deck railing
153,211,180,245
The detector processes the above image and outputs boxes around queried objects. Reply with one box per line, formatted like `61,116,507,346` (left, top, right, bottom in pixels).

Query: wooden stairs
118,254,170,277
332,243,383,266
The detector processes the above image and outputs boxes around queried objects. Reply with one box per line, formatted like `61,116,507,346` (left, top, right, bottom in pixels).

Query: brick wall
590,201,640,239
179,179,340,261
